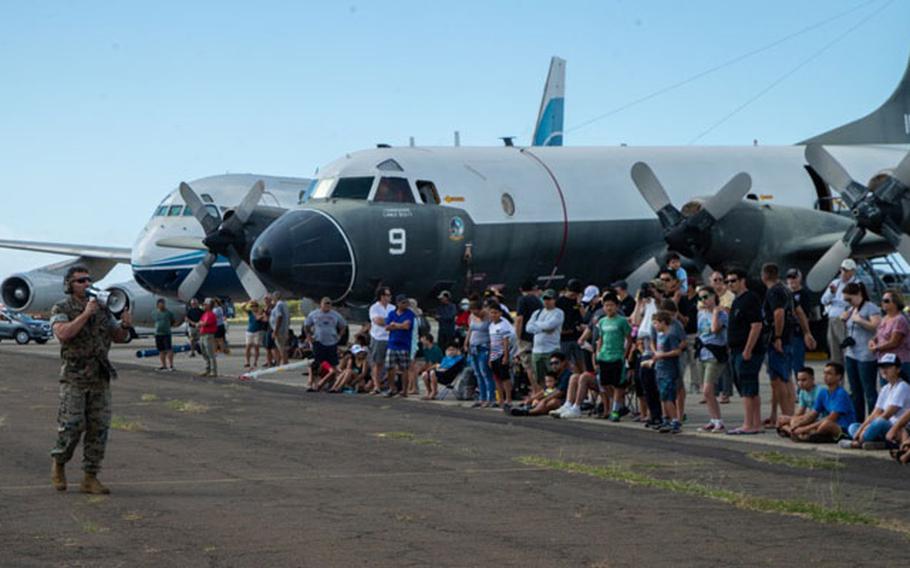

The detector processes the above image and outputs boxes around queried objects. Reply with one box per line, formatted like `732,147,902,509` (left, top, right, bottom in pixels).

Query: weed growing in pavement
165,400,209,413
0,415,6,428
110,416,145,432
517,456,909,536
749,451,844,471
140,393,159,402
374,431,439,446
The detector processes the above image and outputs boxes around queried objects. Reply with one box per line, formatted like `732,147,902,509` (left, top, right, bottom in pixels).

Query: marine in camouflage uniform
49,266,131,494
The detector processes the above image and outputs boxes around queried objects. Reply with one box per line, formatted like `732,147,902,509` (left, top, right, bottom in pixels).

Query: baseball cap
394,293,408,304
582,285,599,303
542,289,557,300
351,344,365,355
566,278,583,293
877,353,901,367
840,258,857,271
611,280,628,290
785,268,801,279
437,290,451,300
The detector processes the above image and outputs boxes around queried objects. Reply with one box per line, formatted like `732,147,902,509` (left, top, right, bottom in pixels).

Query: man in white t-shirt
367,287,394,394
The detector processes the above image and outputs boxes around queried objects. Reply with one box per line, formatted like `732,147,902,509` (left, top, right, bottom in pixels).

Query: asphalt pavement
2,336,909,567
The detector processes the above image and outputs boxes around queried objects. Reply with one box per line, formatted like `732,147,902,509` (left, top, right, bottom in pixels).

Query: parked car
0,309,53,344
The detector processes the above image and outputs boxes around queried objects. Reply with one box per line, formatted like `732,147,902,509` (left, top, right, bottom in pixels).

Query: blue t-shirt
813,386,856,430
655,322,684,376
439,354,464,370
557,369,572,393
247,310,264,332
386,309,416,351
797,384,824,410
697,309,728,361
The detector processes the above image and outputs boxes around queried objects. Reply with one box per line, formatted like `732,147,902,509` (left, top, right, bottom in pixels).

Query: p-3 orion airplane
249,54,910,306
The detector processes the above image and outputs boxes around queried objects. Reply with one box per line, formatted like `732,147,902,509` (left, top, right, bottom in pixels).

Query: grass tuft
0,415,6,428
165,400,209,413
140,393,159,402
110,416,145,432
749,451,844,471
374,431,439,446
517,456,904,535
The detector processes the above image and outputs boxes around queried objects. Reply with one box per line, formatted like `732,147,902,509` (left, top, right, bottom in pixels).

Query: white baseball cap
582,285,600,303
840,258,857,271
351,345,365,355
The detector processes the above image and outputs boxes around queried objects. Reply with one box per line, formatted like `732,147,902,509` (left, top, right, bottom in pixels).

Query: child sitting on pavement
776,367,823,437
329,344,371,393
844,354,910,450
790,362,856,443
510,372,559,416
422,343,465,400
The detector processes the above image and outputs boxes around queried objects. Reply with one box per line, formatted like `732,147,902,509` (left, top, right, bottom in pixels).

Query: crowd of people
150,253,910,464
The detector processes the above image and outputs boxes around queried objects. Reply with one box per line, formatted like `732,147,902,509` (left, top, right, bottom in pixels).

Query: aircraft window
167,205,184,216
155,206,168,217
332,177,374,200
416,180,441,205
205,204,221,219
377,159,403,172
501,193,515,216
374,177,415,203
201,193,214,203
311,177,337,199
182,206,194,216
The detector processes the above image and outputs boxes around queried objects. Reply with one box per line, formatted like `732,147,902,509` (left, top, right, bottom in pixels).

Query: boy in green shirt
595,294,632,421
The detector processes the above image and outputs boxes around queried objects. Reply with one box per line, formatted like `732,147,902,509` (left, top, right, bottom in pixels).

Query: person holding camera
840,282,881,423
49,265,133,494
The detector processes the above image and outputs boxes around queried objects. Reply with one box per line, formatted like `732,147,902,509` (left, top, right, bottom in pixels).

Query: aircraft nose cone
251,210,355,301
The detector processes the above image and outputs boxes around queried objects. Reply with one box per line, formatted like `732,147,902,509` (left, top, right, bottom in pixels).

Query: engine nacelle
105,280,186,328
1,270,65,314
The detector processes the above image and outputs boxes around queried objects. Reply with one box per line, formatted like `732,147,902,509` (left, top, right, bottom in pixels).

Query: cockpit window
310,177,337,199
373,177,415,203
205,204,221,219
377,159,403,172
155,206,168,217
416,181,441,205
332,177,374,200
183,206,195,216
167,205,184,217
201,193,214,203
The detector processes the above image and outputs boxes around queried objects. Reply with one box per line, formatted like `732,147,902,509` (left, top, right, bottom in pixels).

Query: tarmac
2,329,909,567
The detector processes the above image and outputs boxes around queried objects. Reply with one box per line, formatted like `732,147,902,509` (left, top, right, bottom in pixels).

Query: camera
86,286,128,314
638,282,654,299
839,337,856,350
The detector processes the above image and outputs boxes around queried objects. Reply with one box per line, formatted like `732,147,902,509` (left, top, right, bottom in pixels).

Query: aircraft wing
0,239,131,262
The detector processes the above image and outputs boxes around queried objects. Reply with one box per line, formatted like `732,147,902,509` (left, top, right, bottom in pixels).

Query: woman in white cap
845,353,910,449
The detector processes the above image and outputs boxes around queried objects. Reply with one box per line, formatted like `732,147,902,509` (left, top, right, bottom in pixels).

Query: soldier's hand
84,298,99,317
120,309,133,327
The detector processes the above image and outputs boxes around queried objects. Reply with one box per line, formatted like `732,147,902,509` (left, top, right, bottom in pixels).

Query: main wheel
15,329,30,345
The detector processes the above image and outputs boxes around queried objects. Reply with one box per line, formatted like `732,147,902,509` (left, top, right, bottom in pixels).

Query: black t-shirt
729,290,764,352
619,295,636,318
516,294,543,342
762,282,794,343
555,295,583,342
436,303,457,333
678,294,698,334
789,287,811,331
186,307,203,323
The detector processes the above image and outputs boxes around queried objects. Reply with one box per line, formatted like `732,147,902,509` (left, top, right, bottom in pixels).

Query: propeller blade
700,173,751,220
177,252,217,302
233,180,265,226
226,246,269,300
625,256,663,295
804,145,866,208
179,182,221,235
630,162,684,229
893,150,910,189
806,239,854,292
155,236,207,251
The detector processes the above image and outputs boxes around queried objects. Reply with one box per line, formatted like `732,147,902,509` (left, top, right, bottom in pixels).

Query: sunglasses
882,298,893,304
725,278,738,284
698,295,711,300
711,277,722,282
548,361,561,366
659,278,672,282
73,277,92,284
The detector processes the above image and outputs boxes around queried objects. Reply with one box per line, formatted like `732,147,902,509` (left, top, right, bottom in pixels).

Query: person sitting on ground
790,362,856,443
511,372,561,416
422,342,465,400
886,394,910,464
519,352,572,416
642,311,684,434
329,344,371,393
309,360,337,391
776,367,823,437
845,354,910,449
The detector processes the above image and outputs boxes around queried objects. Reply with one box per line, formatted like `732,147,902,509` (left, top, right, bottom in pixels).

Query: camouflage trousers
50,381,111,474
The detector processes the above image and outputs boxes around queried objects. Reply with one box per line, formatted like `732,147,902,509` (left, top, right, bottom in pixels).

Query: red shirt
199,311,218,335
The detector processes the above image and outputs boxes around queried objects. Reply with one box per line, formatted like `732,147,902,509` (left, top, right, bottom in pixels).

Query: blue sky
1,0,908,287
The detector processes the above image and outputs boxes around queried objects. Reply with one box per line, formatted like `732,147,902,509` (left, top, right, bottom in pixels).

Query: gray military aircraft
250,55,910,304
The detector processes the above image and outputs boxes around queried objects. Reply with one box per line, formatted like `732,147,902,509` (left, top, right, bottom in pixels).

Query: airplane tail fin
532,56,566,146
801,54,910,145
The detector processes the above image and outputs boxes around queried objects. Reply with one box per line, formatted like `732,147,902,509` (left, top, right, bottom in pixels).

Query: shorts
435,363,464,387
386,349,411,371
155,334,172,352
532,351,558,386
518,340,533,374
245,331,262,346
700,359,725,389
215,325,226,339
490,358,511,381
274,331,288,353
312,341,339,368
597,360,627,388
733,350,763,397
657,369,678,402
369,340,388,366
560,340,585,368
265,333,276,350
766,345,791,382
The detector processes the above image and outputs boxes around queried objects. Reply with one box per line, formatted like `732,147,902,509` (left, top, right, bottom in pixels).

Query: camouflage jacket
50,295,119,385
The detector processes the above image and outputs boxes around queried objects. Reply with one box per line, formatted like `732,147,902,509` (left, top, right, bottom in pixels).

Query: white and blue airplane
0,57,568,316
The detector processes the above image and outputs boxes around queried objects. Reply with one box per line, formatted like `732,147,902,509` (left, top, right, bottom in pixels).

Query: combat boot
51,461,66,491
80,473,111,495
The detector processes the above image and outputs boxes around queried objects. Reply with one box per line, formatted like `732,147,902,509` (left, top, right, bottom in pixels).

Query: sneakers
156,366,167,372
658,421,672,433
608,411,620,422
560,406,582,419
549,403,571,417
671,421,682,434
510,407,530,417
